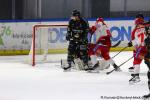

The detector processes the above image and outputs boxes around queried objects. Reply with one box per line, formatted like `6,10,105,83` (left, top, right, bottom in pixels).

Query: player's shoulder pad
83,18,88,23
144,20,150,24
68,19,75,25
69,18,74,22
80,17,88,23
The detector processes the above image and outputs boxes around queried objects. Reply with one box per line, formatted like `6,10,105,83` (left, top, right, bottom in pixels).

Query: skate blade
115,68,122,72
128,69,134,73
129,80,140,85
87,70,100,73
63,69,71,72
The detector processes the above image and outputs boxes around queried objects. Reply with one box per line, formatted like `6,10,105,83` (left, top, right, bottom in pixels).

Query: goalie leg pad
90,55,98,66
74,58,84,70
98,59,110,70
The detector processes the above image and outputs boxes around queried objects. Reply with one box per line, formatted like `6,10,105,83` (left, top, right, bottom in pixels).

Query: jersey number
138,33,144,43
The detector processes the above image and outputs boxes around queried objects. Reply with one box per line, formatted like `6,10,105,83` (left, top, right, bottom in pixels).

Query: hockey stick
106,56,133,75
112,46,128,58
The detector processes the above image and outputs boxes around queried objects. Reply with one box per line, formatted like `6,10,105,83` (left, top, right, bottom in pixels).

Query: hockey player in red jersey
128,17,147,84
87,17,120,71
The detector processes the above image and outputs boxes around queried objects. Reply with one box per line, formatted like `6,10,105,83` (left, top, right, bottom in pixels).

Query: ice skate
113,64,122,72
61,59,72,72
86,62,100,73
74,58,84,70
85,62,99,70
63,65,71,72
143,93,150,100
128,66,134,72
115,67,122,72
129,76,140,84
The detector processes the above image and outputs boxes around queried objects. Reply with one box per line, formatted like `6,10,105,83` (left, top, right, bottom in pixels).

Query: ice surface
0,51,148,100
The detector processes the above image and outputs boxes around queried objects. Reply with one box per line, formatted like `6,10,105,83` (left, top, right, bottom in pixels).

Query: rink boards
0,18,149,55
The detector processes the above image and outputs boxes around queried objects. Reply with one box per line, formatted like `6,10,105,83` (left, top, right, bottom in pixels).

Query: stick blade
106,71,111,75
106,69,114,75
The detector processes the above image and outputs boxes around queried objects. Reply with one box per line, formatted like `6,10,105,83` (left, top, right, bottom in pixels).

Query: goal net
28,25,68,66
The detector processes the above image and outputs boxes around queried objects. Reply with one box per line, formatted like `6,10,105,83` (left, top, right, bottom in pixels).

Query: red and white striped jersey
131,25,146,46
90,20,111,44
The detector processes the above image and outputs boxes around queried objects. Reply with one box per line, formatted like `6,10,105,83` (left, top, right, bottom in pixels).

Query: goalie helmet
72,9,80,17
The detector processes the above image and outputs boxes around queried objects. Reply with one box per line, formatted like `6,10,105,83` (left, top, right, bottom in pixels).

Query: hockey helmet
96,17,105,27
72,9,80,17
135,18,144,25
136,13,144,19
96,17,104,22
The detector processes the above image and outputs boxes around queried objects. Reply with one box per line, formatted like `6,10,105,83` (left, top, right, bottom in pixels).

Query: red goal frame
32,24,68,66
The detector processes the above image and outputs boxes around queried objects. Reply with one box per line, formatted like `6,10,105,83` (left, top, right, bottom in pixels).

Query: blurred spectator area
0,0,150,19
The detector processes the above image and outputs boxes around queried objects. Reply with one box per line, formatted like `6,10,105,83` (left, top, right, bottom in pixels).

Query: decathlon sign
46,20,134,47
104,20,134,47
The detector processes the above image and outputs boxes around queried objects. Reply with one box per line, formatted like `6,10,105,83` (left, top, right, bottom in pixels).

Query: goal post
28,24,68,66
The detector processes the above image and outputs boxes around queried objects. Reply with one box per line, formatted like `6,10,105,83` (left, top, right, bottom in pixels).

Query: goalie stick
106,56,133,75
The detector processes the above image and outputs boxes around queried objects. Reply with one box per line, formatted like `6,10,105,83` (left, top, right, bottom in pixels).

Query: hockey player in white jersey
87,17,121,71
128,17,147,84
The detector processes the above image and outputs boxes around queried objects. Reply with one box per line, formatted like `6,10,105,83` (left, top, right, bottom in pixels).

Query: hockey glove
128,42,133,47
89,26,96,34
